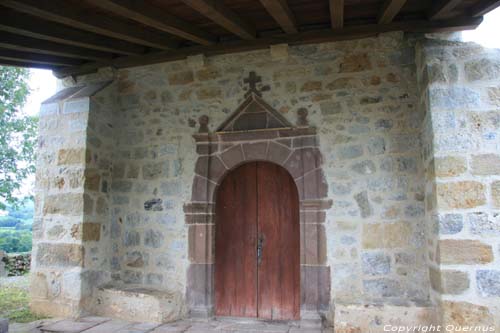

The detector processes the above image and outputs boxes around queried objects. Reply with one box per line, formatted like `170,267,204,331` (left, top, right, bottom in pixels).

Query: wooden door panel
215,162,258,317
257,162,300,320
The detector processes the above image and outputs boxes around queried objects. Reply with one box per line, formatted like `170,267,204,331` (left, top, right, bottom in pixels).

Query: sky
14,6,500,197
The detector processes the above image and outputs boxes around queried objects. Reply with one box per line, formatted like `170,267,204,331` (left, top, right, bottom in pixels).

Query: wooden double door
215,162,300,320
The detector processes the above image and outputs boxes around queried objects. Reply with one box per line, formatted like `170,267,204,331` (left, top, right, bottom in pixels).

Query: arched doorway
214,162,300,320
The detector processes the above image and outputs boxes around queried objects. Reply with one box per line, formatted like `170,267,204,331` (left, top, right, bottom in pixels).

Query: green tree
0,66,37,209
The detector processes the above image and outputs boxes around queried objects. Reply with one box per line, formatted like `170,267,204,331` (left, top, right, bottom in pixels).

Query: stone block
168,70,194,85
194,156,226,182
301,265,330,311
438,239,493,264
464,58,500,82
352,160,376,175
188,224,214,264
191,175,216,202
437,214,463,235
144,198,163,211
43,193,84,215
468,212,500,236
442,301,493,327
429,86,481,111
187,263,214,309
339,53,371,73
270,43,288,60
143,161,169,180
220,145,244,170
144,229,164,248
363,278,402,298
91,283,185,323
436,181,486,209
471,154,500,175
284,148,322,179
338,145,363,160
300,224,326,265
266,141,291,165
492,181,500,208
36,243,84,268
434,156,466,177
82,223,101,241
354,191,372,218
429,268,469,294
362,252,390,276
476,270,500,297
242,142,268,161
57,148,90,165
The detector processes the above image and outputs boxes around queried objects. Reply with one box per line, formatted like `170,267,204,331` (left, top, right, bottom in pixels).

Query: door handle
257,234,264,265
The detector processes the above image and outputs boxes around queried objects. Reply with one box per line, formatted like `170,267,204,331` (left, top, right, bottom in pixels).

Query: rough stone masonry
31,31,500,331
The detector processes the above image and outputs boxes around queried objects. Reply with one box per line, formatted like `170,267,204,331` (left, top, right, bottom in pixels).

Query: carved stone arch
185,92,331,320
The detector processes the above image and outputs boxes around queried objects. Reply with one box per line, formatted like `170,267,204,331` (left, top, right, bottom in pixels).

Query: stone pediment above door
216,93,293,132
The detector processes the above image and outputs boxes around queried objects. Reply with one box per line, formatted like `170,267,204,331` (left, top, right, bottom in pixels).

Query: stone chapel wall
417,38,500,329
108,31,430,311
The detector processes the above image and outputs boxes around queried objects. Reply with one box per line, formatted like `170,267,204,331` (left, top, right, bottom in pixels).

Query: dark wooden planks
0,0,179,50
0,31,112,61
330,0,344,28
0,8,146,55
0,59,60,70
215,162,258,318
86,0,216,45
53,16,483,78
428,0,463,20
469,0,500,16
256,162,300,320
0,48,82,66
260,0,298,33
378,0,408,24
182,0,256,40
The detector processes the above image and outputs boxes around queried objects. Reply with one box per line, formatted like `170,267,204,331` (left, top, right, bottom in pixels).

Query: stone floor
9,316,332,333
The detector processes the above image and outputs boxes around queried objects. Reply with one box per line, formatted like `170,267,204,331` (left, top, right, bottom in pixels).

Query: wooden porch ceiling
0,0,496,78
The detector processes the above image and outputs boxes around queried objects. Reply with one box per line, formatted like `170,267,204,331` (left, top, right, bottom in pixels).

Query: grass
0,282,47,323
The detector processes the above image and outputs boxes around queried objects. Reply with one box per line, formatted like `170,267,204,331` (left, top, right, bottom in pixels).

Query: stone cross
244,71,262,97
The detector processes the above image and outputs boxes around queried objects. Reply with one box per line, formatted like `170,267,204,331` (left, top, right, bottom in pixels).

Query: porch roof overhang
0,0,497,79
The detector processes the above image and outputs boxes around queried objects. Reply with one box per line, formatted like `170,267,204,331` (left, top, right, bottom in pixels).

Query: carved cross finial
244,71,262,97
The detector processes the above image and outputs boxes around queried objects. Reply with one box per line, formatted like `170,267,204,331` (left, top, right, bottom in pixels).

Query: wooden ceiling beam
260,0,298,34
428,0,462,20
469,0,500,17
0,0,179,50
86,0,216,46
329,0,344,28
182,0,255,40
0,59,61,70
0,31,113,61
0,48,83,66
378,0,407,24
0,8,146,55
53,16,483,79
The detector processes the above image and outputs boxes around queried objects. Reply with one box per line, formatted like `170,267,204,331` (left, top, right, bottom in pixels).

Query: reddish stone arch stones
184,95,331,318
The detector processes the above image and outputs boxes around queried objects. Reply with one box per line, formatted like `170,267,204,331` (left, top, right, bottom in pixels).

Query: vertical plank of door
215,162,258,317
257,162,300,320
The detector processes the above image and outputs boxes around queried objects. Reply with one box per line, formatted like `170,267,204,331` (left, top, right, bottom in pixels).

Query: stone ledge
91,283,186,323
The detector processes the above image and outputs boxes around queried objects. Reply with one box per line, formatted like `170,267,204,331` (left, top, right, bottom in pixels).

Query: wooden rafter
86,0,216,46
0,59,60,70
0,48,82,66
260,0,298,34
52,16,483,79
0,0,179,50
182,0,255,40
329,0,344,29
428,0,462,20
378,0,408,24
0,9,146,55
470,0,500,16
0,31,112,61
